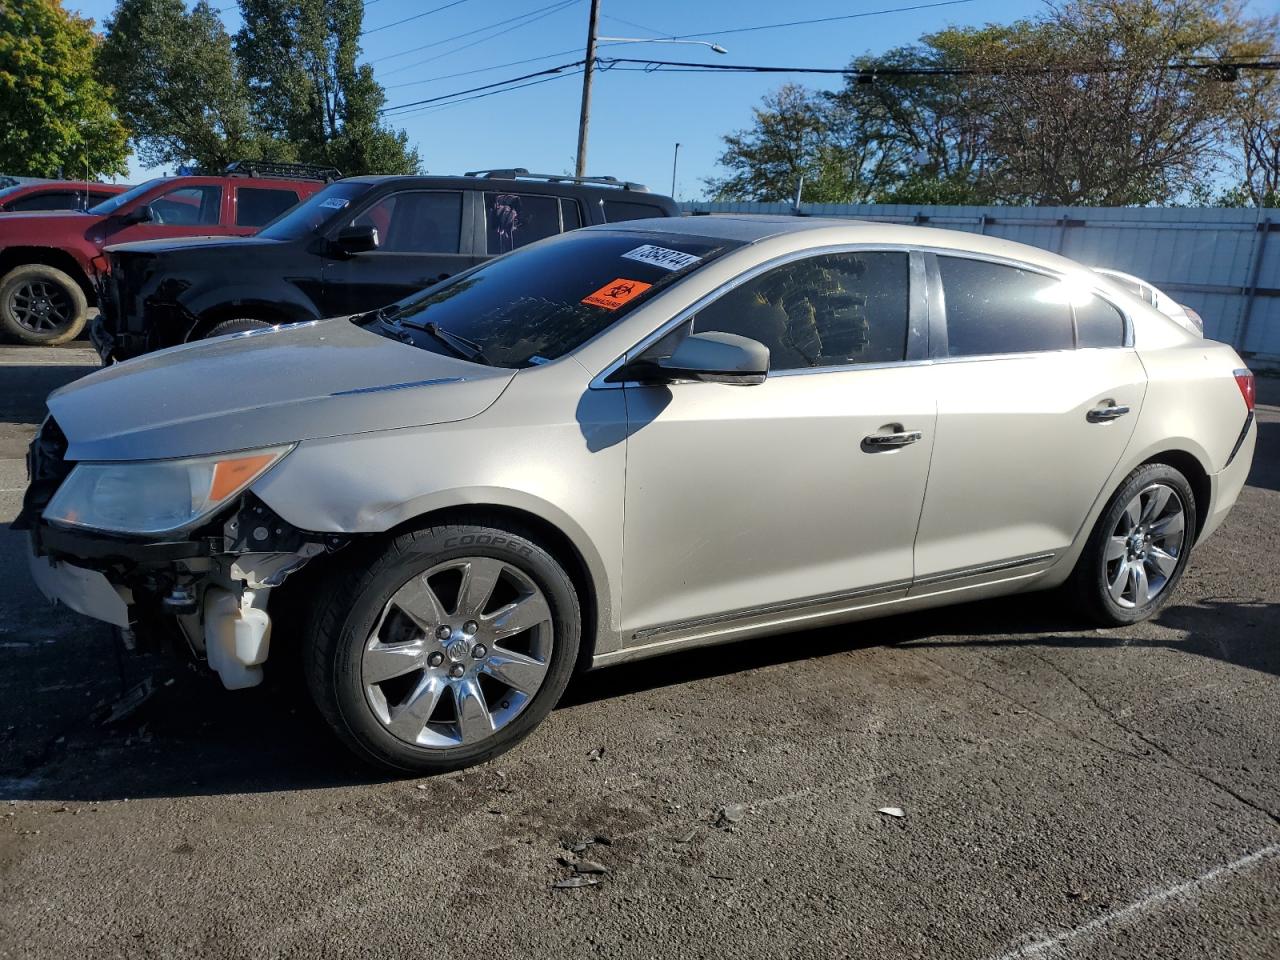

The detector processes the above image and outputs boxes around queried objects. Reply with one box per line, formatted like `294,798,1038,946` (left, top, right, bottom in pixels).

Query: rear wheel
0,264,88,345
1070,462,1196,625
204,318,272,338
304,522,581,773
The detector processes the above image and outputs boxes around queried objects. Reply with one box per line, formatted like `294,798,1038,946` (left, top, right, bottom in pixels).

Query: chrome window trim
591,242,1135,389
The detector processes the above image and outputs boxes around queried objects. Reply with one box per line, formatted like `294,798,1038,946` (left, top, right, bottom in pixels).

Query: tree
99,0,269,170
235,0,419,175
0,0,129,178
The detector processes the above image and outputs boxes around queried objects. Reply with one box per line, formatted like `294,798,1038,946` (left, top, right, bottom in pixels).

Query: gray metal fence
680,202,1280,361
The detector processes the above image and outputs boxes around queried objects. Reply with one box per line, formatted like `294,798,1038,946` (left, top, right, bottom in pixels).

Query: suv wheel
1070,462,1197,625
205,318,273,338
0,264,88,345
305,521,581,773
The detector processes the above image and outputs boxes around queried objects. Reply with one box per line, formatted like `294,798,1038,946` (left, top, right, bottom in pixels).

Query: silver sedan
23,216,1257,773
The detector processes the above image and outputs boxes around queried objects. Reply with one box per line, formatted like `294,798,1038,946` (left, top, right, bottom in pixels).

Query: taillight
1234,368,1255,412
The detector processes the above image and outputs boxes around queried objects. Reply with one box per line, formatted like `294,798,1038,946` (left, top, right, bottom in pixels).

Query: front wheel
0,264,89,345
304,522,581,773
1069,462,1197,625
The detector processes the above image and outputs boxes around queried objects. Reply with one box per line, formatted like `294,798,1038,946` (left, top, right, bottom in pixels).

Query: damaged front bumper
22,494,347,690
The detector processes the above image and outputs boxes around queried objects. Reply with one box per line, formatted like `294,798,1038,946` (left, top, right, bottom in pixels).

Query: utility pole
574,0,602,178
671,142,680,198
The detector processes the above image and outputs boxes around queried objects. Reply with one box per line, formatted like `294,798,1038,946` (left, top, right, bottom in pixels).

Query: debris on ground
552,876,600,889
716,803,747,828
876,806,906,818
573,860,610,875
94,678,155,726
587,747,605,762
676,829,698,844
564,834,613,853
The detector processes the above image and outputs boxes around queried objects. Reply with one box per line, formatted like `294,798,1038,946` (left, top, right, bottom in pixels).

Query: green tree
0,0,129,178
235,0,419,175
99,0,269,170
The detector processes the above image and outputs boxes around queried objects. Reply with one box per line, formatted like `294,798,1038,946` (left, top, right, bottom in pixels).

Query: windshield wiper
399,319,489,365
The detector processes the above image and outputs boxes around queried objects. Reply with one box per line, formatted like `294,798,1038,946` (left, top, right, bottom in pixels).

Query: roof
337,173,675,202
589,213,1098,276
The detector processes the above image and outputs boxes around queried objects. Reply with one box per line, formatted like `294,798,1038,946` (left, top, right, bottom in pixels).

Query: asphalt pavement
1,344,1277,959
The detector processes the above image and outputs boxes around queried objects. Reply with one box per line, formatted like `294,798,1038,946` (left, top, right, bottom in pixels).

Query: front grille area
11,415,72,531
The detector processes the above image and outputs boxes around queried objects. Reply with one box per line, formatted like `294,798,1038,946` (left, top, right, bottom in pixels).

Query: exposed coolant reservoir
204,587,271,689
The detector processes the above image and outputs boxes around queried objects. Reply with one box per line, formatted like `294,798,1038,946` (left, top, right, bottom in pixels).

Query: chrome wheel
362,557,554,748
9,279,73,335
1104,482,1186,609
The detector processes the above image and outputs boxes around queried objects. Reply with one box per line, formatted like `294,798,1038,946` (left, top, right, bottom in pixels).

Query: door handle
862,430,923,449
1086,403,1131,423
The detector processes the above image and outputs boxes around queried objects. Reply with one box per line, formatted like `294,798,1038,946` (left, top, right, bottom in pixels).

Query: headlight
43,446,293,536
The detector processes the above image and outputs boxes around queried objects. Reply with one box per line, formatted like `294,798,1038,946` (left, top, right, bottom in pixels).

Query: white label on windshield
621,244,702,272
318,197,350,210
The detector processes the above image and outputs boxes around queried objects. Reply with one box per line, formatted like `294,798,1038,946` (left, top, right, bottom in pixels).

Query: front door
321,189,481,317
619,249,937,643
912,254,1146,583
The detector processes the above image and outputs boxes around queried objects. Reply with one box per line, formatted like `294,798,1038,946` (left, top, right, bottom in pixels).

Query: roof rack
224,160,344,183
462,168,649,192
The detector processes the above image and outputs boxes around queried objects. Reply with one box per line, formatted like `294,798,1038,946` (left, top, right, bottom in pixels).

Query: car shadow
3,590,1271,804
1247,416,1278,493
0,360,97,426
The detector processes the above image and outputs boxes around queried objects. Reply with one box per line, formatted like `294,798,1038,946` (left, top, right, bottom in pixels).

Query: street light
574,0,727,177
596,37,729,55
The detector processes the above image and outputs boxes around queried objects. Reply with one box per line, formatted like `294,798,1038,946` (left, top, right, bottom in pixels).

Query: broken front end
15,417,346,689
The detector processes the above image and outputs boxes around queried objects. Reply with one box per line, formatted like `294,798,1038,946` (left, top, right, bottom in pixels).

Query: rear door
320,189,480,317
911,253,1145,587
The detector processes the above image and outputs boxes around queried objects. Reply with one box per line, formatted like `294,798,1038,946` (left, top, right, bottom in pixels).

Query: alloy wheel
362,556,554,748
1104,482,1186,609
9,279,74,335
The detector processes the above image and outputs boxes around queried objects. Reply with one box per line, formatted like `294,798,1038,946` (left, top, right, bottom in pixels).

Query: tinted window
150,185,222,225
89,191,117,205
603,200,664,223
257,181,372,240
360,231,738,368
692,252,910,370
938,257,1073,356
353,191,462,253
561,198,582,231
236,187,300,227
485,192,562,254
1075,295,1125,348
8,191,81,211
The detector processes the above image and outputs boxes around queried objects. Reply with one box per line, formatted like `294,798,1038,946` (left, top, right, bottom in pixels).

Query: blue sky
70,0,1093,195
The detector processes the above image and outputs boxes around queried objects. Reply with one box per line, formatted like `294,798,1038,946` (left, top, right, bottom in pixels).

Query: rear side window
89,191,117,205
561,198,582,231
236,187,300,226
1075,295,1126,348
8,191,81,211
602,200,665,223
484,192,563,254
938,256,1073,356
693,251,910,370
352,191,463,253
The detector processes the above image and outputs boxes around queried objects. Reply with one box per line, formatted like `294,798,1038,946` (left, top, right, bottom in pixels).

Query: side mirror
655,331,769,385
120,204,153,225
334,224,379,255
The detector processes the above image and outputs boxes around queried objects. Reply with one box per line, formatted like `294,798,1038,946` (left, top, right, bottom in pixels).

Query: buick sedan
19,216,1257,772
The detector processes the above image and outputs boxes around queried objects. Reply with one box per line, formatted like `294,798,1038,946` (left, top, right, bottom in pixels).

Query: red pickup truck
0,163,333,345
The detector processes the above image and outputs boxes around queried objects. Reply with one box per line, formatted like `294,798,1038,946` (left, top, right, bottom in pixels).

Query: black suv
92,169,679,362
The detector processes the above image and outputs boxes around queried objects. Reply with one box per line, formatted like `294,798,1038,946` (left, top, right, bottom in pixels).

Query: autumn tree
0,0,129,178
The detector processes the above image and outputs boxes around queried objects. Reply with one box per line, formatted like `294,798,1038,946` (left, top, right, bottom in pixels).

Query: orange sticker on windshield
582,278,652,310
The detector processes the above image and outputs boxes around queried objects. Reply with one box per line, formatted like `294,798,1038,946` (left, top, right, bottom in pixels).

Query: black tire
304,521,581,774
1069,462,1198,626
204,318,273,338
0,264,89,345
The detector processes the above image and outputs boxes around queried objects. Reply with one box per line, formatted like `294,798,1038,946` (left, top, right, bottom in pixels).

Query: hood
49,318,515,462
0,211,98,235
106,235,285,257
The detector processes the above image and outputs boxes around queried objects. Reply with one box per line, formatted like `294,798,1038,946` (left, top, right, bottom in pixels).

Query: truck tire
0,264,89,345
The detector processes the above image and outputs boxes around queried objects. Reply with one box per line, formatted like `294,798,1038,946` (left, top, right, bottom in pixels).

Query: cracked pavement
1,345,1277,959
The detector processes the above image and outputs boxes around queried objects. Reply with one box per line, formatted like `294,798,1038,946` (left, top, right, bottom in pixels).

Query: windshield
357,229,741,368
256,181,374,239
87,178,166,215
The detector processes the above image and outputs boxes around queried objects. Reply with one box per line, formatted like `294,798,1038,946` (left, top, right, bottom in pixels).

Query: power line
387,68,584,120
361,0,473,37
381,60,584,114
667,0,979,41
596,54,1280,77
599,12,669,37
384,47,583,90
372,0,578,66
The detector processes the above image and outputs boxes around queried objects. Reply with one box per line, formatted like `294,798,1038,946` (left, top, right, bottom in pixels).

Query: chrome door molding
910,551,1057,588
